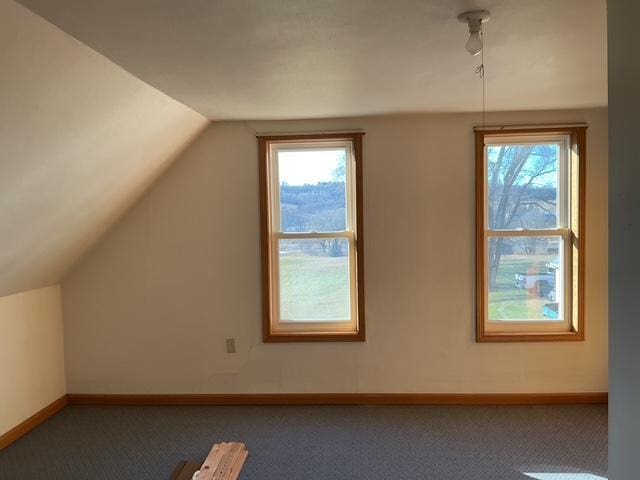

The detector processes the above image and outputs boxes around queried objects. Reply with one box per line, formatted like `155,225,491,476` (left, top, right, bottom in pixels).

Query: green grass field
488,254,555,321
280,255,350,321
279,253,555,322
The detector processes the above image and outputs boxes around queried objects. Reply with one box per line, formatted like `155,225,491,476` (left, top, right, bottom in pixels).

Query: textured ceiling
17,0,607,120
0,0,207,297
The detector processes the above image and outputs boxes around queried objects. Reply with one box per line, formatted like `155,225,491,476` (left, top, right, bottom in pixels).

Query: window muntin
260,135,364,341
477,129,585,341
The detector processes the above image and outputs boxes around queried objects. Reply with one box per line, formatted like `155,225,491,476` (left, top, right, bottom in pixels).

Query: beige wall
0,286,65,436
0,0,208,297
63,108,608,394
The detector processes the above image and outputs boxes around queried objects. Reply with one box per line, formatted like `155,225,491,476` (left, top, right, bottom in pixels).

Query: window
475,126,586,342
258,133,364,342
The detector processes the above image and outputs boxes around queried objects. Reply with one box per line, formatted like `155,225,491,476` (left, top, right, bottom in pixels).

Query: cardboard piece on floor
170,460,202,480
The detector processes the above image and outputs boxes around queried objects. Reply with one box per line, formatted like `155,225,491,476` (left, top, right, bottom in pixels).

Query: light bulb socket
457,10,491,26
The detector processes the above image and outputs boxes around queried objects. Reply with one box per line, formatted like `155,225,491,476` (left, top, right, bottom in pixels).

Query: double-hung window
258,133,365,342
476,126,586,341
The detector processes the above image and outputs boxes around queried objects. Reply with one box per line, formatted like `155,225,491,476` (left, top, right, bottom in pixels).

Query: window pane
487,143,560,230
488,236,563,321
279,238,351,322
278,149,347,232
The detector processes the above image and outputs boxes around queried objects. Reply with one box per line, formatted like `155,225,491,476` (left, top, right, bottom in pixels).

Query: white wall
0,286,65,436
0,0,208,297
62,108,608,394
608,0,639,478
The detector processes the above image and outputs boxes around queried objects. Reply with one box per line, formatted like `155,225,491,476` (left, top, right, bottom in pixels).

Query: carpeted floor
0,405,607,479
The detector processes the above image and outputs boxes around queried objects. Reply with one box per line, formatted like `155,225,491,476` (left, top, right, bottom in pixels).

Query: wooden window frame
475,126,586,342
258,132,365,343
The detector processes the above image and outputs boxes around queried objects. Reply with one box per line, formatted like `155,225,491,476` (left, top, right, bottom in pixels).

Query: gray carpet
0,405,607,479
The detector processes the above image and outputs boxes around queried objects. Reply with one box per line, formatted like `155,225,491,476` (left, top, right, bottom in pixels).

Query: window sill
477,329,584,343
264,331,365,343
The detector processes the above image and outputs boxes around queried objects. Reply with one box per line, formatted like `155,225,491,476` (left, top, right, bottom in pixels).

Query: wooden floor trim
0,395,68,450
0,392,606,450
67,392,608,406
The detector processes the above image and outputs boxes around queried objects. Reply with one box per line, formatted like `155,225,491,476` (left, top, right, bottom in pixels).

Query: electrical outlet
226,338,236,354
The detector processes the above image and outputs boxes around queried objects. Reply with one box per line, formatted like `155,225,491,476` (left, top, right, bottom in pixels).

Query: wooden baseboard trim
67,392,608,406
0,395,68,450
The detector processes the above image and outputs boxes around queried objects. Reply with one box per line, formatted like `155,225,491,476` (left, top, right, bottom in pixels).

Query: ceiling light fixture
458,10,490,56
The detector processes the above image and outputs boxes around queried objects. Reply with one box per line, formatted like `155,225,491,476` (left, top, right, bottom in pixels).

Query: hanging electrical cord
475,27,486,128
458,10,490,128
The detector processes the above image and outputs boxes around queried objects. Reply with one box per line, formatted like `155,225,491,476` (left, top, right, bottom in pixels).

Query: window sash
269,141,356,236
484,135,570,232
482,229,572,332
271,232,358,333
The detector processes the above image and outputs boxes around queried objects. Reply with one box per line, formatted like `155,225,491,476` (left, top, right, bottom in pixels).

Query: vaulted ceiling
1,0,607,297
17,0,607,120
0,0,208,297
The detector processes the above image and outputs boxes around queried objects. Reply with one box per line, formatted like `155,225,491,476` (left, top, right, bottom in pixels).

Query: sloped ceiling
16,0,607,119
0,0,208,297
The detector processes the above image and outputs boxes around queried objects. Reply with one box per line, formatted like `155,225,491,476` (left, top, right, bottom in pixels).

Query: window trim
475,126,586,342
258,132,365,343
